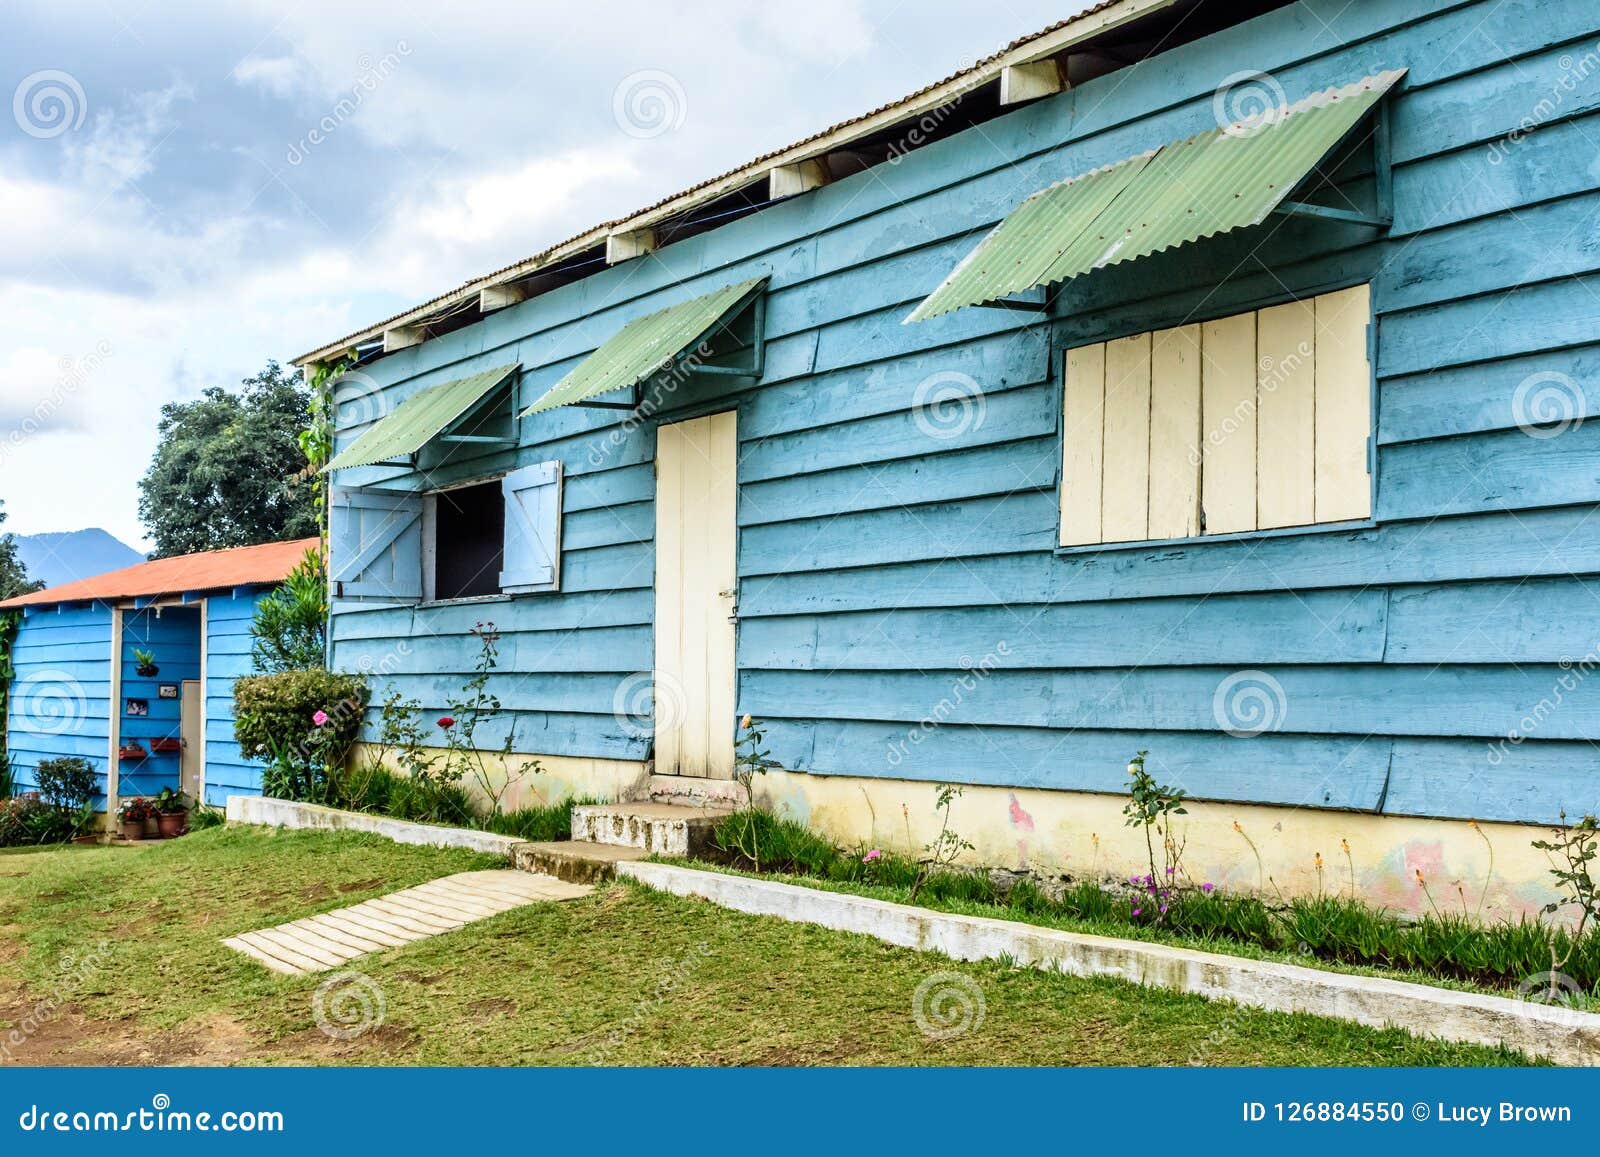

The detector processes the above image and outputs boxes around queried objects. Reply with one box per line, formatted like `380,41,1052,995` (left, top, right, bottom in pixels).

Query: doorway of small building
109,603,203,816
653,410,738,779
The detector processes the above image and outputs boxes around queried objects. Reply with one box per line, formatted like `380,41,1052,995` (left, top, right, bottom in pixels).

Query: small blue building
296,0,1600,914
2,539,318,814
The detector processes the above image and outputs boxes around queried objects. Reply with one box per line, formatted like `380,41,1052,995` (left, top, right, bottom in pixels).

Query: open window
332,460,563,606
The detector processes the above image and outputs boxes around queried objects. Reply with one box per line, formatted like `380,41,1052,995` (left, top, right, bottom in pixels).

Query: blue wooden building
2,539,319,815
299,0,1600,912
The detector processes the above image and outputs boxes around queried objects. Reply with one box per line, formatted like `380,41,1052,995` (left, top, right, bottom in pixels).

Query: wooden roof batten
294,0,1180,368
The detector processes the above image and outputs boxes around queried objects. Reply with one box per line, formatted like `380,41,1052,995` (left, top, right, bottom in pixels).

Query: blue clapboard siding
203,591,269,807
6,605,113,804
328,0,1600,825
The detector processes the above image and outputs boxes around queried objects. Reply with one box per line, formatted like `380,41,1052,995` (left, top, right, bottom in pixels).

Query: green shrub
0,795,79,846
34,756,97,813
0,753,15,800
250,549,328,674
235,669,367,761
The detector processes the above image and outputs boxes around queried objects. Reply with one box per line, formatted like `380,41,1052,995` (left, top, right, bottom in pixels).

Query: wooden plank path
222,870,591,975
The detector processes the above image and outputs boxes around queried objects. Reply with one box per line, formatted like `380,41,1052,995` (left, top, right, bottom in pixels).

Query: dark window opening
432,480,504,600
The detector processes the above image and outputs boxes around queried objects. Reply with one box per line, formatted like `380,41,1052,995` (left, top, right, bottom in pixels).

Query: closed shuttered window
1060,284,1372,546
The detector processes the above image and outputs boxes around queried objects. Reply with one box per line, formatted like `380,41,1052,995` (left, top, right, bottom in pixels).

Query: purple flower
1201,882,1215,893
1159,905,1168,914
1165,867,1175,875
1132,907,1142,916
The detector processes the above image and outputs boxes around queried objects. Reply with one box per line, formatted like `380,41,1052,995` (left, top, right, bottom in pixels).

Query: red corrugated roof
0,538,320,610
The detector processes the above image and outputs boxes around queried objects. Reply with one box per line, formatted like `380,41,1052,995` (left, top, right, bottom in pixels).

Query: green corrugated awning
521,277,767,415
323,363,519,472
906,70,1405,323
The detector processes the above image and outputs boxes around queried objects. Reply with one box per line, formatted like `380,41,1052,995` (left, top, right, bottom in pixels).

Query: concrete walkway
222,869,591,975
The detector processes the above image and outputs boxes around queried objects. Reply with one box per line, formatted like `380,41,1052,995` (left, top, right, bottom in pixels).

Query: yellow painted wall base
348,744,649,813
752,771,1565,922
350,744,1564,921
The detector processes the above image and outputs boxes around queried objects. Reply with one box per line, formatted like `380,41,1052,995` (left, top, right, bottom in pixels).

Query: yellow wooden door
654,411,738,778
179,679,203,801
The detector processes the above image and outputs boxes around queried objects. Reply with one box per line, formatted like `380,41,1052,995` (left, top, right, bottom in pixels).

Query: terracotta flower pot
156,811,187,838
119,819,145,840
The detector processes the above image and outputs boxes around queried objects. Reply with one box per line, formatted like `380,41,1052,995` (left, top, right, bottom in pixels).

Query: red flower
437,716,456,730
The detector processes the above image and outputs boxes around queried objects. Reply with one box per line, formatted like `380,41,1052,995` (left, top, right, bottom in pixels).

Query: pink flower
312,710,329,727
1131,907,1142,916
862,848,882,863
1201,882,1215,893
437,716,456,730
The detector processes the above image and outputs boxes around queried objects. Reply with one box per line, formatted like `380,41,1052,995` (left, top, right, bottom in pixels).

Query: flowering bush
234,668,368,803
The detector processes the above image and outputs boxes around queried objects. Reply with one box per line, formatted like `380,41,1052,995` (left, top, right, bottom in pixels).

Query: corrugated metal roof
293,0,1183,366
0,539,320,610
521,277,767,414
906,69,1404,322
323,363,520,472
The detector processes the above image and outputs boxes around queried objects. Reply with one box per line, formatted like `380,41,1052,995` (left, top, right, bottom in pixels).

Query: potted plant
118,740,148,761
132,648,159,677
150,736,182,754
153,787,188,838
118,797,152,840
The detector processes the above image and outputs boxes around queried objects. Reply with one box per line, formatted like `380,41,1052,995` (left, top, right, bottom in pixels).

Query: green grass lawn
0,826,1533,1066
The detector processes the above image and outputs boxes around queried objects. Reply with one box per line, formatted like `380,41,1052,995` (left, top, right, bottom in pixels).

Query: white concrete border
226,795,522,857
618,860,1600,1066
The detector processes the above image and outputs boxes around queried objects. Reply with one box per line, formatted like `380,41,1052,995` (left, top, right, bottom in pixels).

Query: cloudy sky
0,0,1083,551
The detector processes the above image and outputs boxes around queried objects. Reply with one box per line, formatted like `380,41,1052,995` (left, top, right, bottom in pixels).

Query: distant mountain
13,529,146,590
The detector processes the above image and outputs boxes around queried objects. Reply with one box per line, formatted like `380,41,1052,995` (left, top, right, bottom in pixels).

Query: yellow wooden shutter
1148,324,1202,540
1313,284,1373,522
1061,344,1106,546
1255,299,1317,530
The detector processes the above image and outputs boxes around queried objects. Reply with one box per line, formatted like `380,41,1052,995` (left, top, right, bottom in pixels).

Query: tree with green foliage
0,501,40,601
137,361,318,558
250,547,328,673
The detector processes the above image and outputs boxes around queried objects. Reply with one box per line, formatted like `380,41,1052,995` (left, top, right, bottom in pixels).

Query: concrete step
510,841,649,885
643,774,749,810
570,802,731,856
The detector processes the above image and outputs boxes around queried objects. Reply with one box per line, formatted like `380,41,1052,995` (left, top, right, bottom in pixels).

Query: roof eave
292,0,1181,367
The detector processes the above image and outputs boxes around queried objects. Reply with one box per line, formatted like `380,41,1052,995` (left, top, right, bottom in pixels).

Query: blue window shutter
500,462,562,594
330,487,423,602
